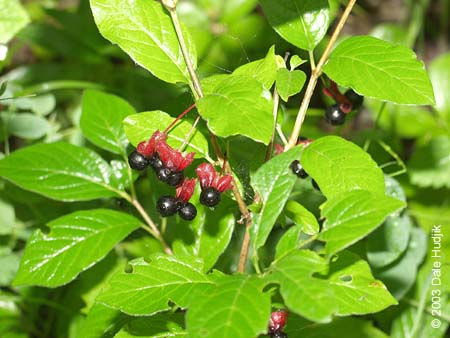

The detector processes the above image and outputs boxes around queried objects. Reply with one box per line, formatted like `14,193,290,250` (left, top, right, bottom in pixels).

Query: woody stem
167,4,252,273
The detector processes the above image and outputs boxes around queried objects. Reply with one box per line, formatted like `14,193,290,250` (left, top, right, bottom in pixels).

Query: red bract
297,138,313,147
175,178,196,204
156,141,195,172
196,163,233,193
136,130,167,157
323,81,352,113
269,310,288,332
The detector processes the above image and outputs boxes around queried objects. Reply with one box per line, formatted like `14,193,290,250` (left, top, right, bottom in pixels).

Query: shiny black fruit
157,195,178,217
178,202,197,220
200,187,221,207
128,150,149,170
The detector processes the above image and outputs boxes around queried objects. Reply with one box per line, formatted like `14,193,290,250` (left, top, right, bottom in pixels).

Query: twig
167,3,252,272
285,0,357,150
167,8,203,98
131,198,172,254
179,115,201,151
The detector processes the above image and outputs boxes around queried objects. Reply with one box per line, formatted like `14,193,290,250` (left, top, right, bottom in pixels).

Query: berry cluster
129,130,194,187
323,82,363,125
197,163,233,207
128,129,233,221
268,310,288,338
157,178,197,220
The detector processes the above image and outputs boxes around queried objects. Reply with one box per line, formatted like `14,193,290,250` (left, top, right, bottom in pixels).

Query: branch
131,198,173,255
285,0,358,150
167,4,252,273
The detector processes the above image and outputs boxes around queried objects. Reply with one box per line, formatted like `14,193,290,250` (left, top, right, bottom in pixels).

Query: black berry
178,202,197,220
167,170,184,187
312,179,320,191
156,195,179,217
128,150,149,170
290,160,308,178
270,331,288,338
149,154,163,170
156,167,171,183
200,187,221,207
325,104,346,125
344,89,364,109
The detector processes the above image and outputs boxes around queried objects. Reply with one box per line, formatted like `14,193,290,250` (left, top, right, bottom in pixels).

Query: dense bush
0,0,449,337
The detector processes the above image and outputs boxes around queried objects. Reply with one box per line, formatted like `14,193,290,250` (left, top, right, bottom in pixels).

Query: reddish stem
164,103,196,133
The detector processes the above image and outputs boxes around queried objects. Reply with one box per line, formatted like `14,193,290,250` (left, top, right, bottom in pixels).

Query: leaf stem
167,8,203,98
308,50,316,71
179,115,201,152
131,197,172,255
285,0,357,150
265,52,290,162
168,4,252,273
164,102,196,134
265,86,281,162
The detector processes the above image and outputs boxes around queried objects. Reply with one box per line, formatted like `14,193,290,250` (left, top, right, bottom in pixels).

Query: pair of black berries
157,196,197,221
290,160,319,190
324,89,364,126
128,151,184,187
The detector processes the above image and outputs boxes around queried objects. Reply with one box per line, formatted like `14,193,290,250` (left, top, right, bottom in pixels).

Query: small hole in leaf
330,254,339,263
339,275,352,282
143,256,153,264
124,264,134,273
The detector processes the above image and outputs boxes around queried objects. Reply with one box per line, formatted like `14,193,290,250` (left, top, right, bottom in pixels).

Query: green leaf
97,255,212,315
269,250,397,323
220,0,258,23
429,52,450,121
260,0,329,51
90,0,196,84
0,198,14,235
78,302,130,338
0,142,124,201
301,136,386,199
374,227,427,300
233,46,281,89
251,146,303,250
172,191,235,272
323,36,435,105
123,110,210,160
319,190,405,255
7,113,50,140
197,75,274,145
81,90,136,155
0,0,30,43
289,55,307,70
287,317,389,338
285,200,319,235
275,226,306,260
408,136,450,189
186,274,271,338
13,209,141,287
13,94,56,116
115,313,185,338
276,68,307,101
366,214,412,269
